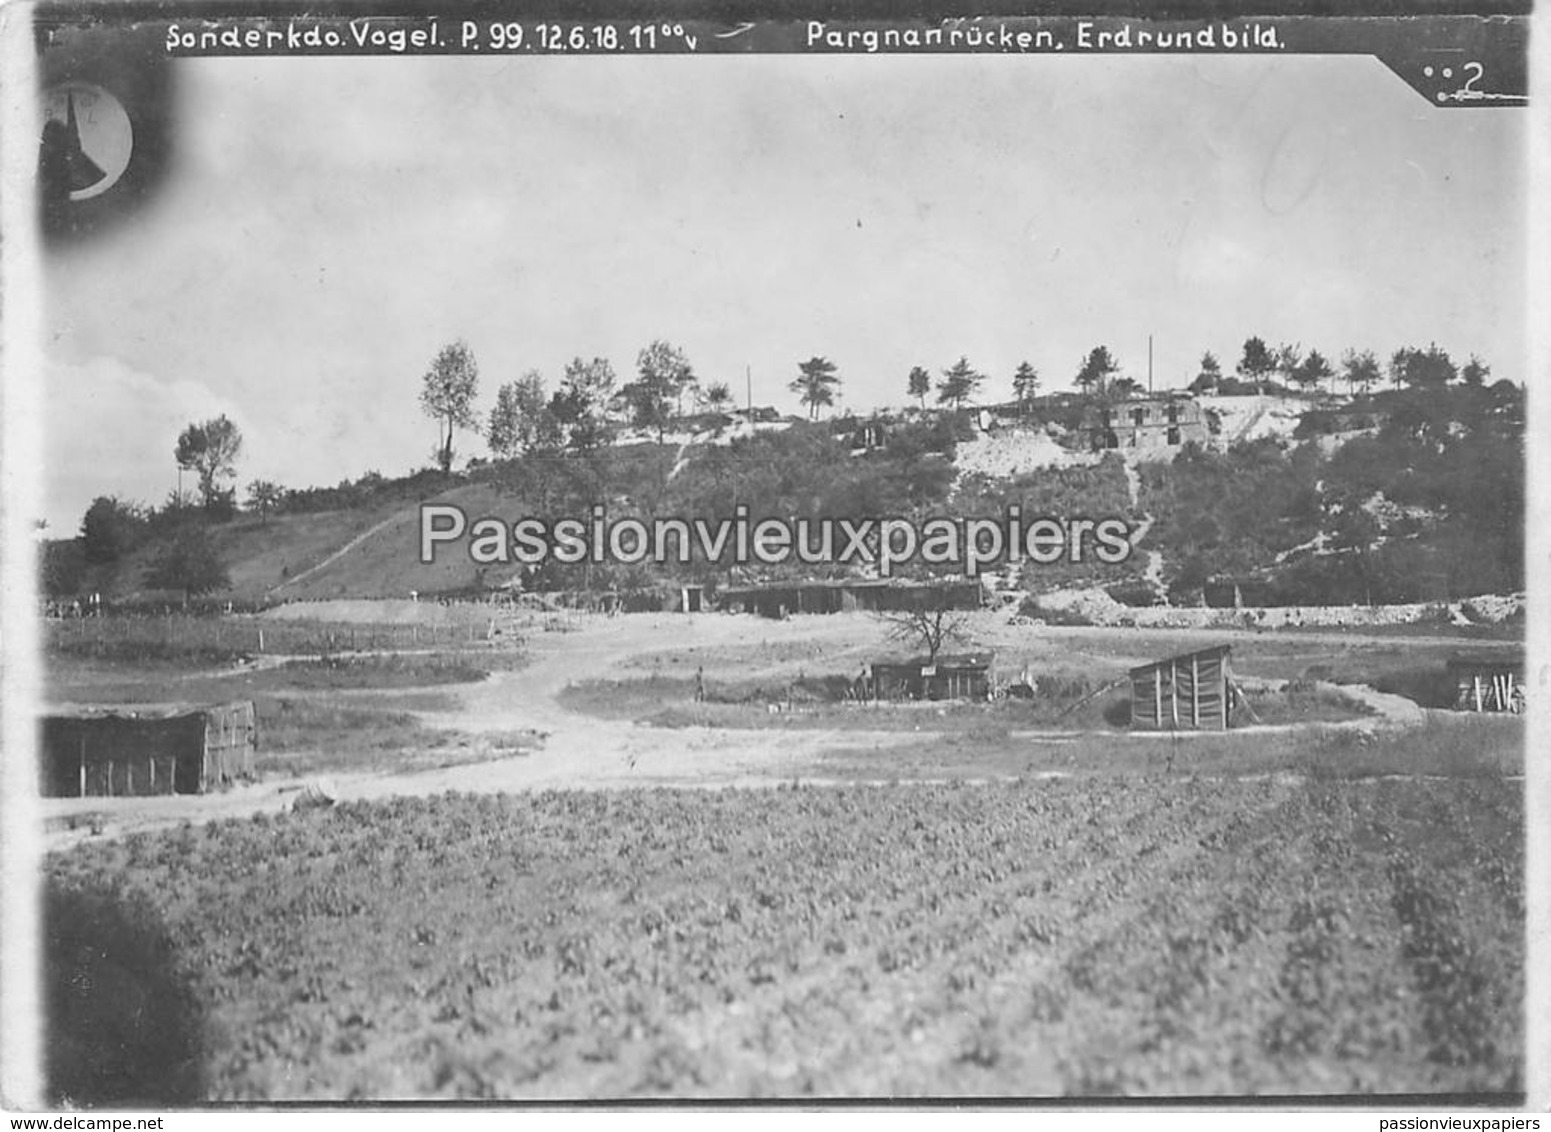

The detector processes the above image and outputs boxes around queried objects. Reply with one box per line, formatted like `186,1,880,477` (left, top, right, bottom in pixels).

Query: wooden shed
1446,652,1525,713
41,701,257,798
870,652,995,701
1128,645,1233,730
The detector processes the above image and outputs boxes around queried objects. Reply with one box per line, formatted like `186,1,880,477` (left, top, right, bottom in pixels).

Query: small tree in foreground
876,602,972,665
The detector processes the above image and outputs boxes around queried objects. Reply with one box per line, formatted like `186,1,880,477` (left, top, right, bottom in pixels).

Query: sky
38,48,1527,532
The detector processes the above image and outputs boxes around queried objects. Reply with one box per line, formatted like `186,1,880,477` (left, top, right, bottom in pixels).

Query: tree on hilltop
1074,346,1118,399
245,480,284,526
1273,342,1303,389
907,366,931,410
1293,349,1332,395
620,340,694,442
1340,348,1380,397
420,339,480,473
1236,337,1275,391
175,415,243,511
1389,344,1457,390
937,356,984,410
1012,361,1040,413
1190,351,1222,394
488,370,553,458
546,357,615,453
791,356,842,420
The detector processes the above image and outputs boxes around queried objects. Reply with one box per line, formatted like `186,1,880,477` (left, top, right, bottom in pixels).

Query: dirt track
38,611,1443,850
40,614,917,848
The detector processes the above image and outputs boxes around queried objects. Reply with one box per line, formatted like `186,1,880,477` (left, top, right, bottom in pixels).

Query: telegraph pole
1148,334,1154,395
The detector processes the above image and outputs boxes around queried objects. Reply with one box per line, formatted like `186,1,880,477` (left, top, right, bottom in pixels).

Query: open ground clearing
38,607,1526,1101
40,609,1522,846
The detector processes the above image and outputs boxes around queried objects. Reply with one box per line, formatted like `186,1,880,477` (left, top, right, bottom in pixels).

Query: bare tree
876,602,972,665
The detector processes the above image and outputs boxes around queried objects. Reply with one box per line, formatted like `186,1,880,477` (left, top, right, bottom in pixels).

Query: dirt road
39,613,919,848
37,611,1442,849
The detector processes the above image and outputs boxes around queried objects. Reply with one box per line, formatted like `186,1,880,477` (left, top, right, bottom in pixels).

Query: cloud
41,355,241,531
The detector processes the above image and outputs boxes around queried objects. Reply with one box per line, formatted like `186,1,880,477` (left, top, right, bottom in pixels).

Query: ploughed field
46,775,1523,1101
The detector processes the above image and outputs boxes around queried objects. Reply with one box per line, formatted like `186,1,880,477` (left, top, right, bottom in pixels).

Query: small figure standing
694,665,706,703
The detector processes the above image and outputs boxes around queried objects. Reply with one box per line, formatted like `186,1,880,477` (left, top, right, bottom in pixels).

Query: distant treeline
43,384,1524,607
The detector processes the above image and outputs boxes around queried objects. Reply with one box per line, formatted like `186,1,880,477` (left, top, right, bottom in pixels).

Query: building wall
1088,399,1208,457
871,664,991,701
42,703,256,797
1129,649,1231,730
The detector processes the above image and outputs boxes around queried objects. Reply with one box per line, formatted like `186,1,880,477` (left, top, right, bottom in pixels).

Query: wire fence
46,615,496,657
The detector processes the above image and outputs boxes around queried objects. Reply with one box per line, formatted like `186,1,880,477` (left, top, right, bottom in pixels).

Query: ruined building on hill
1086,395,1208,458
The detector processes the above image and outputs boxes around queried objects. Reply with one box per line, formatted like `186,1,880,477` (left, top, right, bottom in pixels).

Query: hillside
43,384,1524,612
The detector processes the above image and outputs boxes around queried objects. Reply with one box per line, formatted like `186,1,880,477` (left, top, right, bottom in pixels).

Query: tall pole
746,365,752,413
1148,334,1154,395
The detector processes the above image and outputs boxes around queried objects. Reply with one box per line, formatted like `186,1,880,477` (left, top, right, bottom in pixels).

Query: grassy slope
80,483,534,604
267,483,507,601
77,505,401,603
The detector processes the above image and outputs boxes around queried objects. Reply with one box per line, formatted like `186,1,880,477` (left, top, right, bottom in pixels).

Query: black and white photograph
1,0,1539,1109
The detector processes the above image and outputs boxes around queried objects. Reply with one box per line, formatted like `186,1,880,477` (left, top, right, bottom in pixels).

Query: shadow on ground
45,881,205,1106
